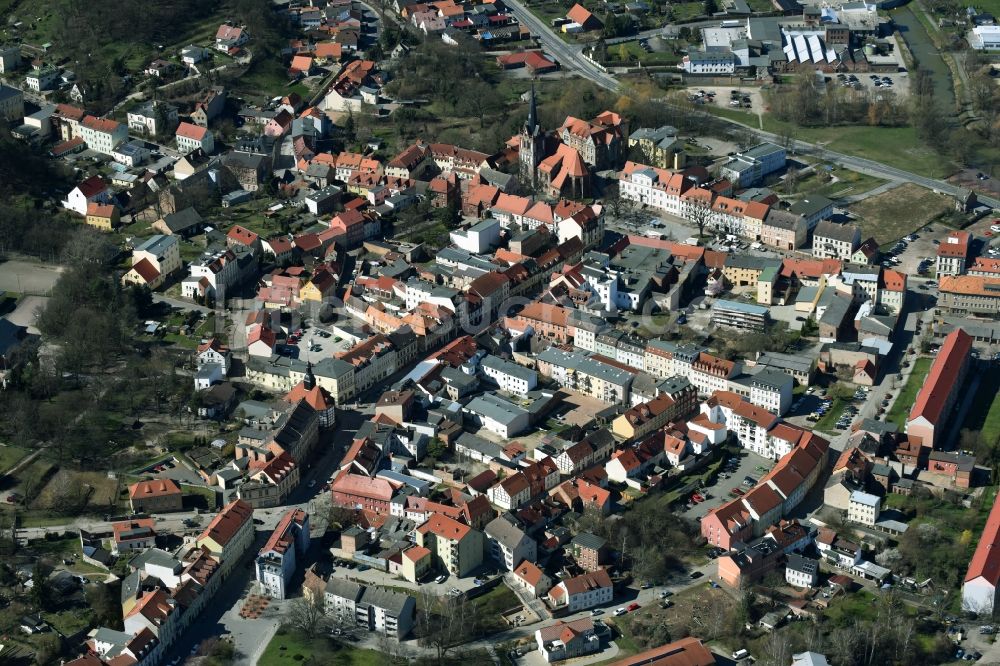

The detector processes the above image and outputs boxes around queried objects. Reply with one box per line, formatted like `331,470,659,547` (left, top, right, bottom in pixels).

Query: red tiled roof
228,225,259,245
514,560,546,586
559,568,611,596
82,115,121,133
129,258,161,284
417,512,472,540
966,491,1000,586
909,328,973,426
76,175,108,198
129,478,181,499
608,637,715,666
87,202,116,217
260,508,307,555
199,499,253,547
937,231,971,258
176,122,208,141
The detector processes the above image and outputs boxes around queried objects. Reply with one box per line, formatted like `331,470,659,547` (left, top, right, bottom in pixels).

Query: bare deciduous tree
286,596,330,638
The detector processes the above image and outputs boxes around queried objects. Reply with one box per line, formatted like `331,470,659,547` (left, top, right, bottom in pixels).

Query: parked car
614,608,628,616
627,602,641,611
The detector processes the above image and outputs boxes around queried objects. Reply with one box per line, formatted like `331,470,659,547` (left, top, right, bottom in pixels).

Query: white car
991,224,1000,232
613,608,628,616
435,574,448,584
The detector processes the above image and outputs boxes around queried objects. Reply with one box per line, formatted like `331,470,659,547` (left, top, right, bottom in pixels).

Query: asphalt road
504,4,1000,210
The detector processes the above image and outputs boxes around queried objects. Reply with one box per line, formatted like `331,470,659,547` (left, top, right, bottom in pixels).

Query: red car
627,602,640,612
730,488,745,497
691,493,703,503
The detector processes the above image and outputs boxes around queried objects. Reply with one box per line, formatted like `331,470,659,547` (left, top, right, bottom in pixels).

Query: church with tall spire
514,84,626,199
518,83,547,191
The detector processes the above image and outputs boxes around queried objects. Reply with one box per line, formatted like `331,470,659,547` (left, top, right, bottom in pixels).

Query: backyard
885,357,934,429
849,184,954,244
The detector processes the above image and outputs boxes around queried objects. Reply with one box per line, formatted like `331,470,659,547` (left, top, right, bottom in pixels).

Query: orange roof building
964,491,1000,613
906,328,973,448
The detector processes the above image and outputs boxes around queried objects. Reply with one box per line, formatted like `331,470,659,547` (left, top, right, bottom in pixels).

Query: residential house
79,115,127,155
176,122,215,155
64,175,110,216
85,202,120,231
512,560,553,598
936,231,972,277
415,513,485,577
535,617,601,663
256,509,310,600
547,569,613,612
196,499,255,574
128,479,183,513
127,101,179,137
485,515,536,571
812,220,860,261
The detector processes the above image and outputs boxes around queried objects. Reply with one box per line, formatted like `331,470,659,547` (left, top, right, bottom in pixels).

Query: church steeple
304,361,316,391
525,83,539,136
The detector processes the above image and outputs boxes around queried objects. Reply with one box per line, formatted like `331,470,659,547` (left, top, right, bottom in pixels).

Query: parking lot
677,449,775,521
829,71,909,99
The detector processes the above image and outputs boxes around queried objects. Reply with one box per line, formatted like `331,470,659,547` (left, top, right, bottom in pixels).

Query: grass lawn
606,41,681,66
963,369,1000,446
793,166,886,200
181,483,218,511
0,443,31,472
470,584,520,636
670,1,707,21
43,608,93,636
849,183,954,244
259,629,387,666
886,357,934,429
752,113,952,179
823,589,881,626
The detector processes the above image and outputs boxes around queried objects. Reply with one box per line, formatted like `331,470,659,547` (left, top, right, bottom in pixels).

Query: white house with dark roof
484,515,536,571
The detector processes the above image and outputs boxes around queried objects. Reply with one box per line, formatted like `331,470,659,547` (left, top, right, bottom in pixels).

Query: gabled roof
198,499,253,547
908,328,972,426
176,121,208,141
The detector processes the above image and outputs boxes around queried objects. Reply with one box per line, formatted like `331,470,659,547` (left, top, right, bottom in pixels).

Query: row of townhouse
618,160,835,251
643,341,794,415
701,432,829,549
534,347,636,405
700,390,811,460
71,500,256,666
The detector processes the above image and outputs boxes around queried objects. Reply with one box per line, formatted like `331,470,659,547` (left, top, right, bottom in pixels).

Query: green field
607,41,681,66
964,369,1000,447
706,103,952,179
850,183,954,244
0,443,31,472
670,1,706,21
886,357,934,429
792,166,886,200
259,629,387,666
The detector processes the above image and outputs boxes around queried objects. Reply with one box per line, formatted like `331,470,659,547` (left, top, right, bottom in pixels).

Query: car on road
730,487,745,496
435,574,448,584
659,589,674,598
591,608,604,616
689,571,703,579
627,602,641,611
614,608,628,616
992,224,1000,233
